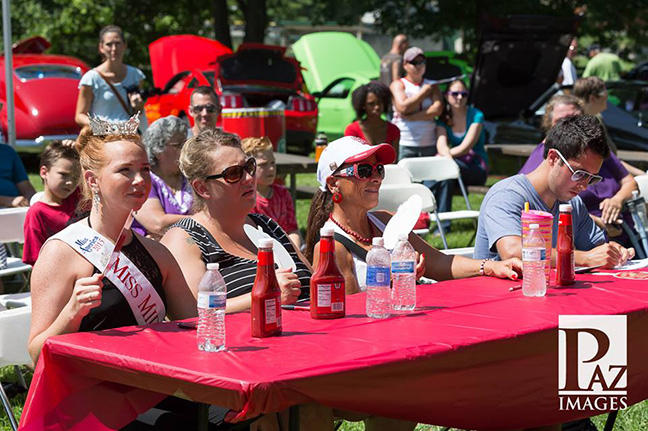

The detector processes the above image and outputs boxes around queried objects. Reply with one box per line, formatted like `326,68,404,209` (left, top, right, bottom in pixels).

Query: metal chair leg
433,211,449,249
0,382,18,431
13,365,27,390
603,410,618,431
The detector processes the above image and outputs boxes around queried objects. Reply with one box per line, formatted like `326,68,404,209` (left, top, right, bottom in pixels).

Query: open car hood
470,14,579,120
292,32,380,93
215,43,302,91
11,36,51,54
148,35,232,89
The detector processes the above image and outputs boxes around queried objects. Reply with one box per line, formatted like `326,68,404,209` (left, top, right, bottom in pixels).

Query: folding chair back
635,174,648,198
376,184,436,213
383,165,413,185
0,304,32,367
397,156,460,183
29,191,44,206
0,207,28,244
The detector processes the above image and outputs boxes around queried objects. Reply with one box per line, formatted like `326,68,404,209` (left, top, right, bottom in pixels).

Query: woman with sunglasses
131,116,192,240
390,47,443,160
305,136,522,295
345,81,400,152
432,79,488,230
161,129,311,312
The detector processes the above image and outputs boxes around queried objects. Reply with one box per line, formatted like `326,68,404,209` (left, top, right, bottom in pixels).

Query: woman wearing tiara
75,25,147,130
28,116,196,363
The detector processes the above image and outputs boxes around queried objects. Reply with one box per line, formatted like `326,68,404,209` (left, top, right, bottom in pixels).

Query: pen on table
509,285,522,292
281,304,310,311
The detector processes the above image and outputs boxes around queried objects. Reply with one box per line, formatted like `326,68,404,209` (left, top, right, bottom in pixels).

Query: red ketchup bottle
310,226,345,319
556,204,575,286
251,238,282,337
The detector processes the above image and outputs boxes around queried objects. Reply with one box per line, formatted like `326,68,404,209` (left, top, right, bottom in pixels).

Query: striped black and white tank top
173,214,311,299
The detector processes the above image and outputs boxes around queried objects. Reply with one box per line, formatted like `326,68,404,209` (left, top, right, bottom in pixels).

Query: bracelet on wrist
479,259,488,277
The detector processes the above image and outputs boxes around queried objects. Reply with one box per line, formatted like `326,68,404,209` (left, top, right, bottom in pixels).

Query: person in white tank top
390,47,443,159
305,136,524,297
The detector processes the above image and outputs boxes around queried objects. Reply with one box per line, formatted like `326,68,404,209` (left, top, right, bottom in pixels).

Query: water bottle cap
372,237,384,246
320,226,334,237
529,223,540,229
559,204,572,212
206,263,220,271
258,238,274,249
397,233,408,241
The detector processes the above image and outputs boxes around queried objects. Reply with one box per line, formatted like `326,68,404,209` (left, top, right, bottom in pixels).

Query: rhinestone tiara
89,113,140,136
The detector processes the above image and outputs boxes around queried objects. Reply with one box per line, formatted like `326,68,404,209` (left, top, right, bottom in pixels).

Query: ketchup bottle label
317,284,332,307
264,298,279,325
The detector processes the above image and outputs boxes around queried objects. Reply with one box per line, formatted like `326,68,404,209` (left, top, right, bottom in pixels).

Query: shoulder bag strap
333,232,368,261
95,69,133,116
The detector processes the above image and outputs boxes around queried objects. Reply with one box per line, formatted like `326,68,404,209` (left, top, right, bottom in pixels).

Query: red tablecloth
19,274,648,430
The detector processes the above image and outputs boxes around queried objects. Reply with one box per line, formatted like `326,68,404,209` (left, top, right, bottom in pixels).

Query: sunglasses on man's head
553,149,603,185
448,91,468,98
409,58,426,67
205,157,257,184
191,104,220,114
335,162,385,180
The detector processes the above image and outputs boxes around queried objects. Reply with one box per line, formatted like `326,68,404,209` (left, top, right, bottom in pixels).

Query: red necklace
328,214,372,244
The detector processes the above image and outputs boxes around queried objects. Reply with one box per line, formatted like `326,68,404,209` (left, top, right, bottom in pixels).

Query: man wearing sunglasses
188,86,222,137
475,115,634,268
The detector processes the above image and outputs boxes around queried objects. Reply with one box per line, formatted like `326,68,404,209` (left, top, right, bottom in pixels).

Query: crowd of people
1,26,641,430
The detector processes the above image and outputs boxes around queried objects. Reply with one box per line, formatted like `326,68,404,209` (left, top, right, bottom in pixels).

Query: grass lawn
2,173,646,430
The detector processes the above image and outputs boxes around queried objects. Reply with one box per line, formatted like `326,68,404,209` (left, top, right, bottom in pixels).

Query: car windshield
15,65,82,81
219,49,296,84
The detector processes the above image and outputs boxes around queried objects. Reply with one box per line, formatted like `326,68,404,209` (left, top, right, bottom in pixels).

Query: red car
1,36,90,153
145,35,318,154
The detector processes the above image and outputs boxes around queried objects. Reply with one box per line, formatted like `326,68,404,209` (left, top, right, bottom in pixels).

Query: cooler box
221,108,286,153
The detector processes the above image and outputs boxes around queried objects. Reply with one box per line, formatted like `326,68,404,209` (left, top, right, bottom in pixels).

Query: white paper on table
383,194,423,250
243,224,297,271
614,258,648,271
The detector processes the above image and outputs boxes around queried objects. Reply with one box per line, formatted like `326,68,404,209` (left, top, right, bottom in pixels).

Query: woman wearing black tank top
28,122,196,364
162,129,312,312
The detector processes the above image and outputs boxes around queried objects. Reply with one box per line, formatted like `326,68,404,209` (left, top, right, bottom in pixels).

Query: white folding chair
398,157,480,247
440,247,475,259
0,295,32,431
382,165,413,185
635,174,648,198
0,207,32,289
29,192,44,206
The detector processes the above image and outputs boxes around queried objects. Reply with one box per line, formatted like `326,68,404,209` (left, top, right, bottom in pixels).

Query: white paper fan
244,224,297,271
382,194,423,250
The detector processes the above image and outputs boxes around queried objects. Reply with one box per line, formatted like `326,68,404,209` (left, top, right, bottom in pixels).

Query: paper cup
521,210,553,287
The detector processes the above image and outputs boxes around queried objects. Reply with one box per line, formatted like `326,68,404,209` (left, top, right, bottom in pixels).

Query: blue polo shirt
0,144,28,197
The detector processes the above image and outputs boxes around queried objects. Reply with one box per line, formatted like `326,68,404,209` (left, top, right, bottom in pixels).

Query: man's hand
599,197,623,224
582,242,635,268
11,196,29,207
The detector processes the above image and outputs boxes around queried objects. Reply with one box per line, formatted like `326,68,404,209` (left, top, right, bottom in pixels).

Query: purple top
518,143,634,237
132,172,193,236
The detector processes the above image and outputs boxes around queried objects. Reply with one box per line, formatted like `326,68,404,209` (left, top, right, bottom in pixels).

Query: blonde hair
241,136,273,156
76,126,143,210
178,128,242,211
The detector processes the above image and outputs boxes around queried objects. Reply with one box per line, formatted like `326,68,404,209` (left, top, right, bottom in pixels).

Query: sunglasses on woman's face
335,162,385,180
409,58,426,67
205,157,257,184
448,91,468,98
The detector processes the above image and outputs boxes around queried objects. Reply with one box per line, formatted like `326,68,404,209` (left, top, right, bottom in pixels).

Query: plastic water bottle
197,262,227,352
391,233,416,311
522,223,547,297
366,237,391,318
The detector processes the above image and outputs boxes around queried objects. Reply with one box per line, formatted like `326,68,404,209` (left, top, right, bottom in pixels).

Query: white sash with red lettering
47,223,166,325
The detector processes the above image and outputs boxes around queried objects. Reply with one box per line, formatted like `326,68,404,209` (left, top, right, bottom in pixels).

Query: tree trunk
243,0,267,43
213,0,232,48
